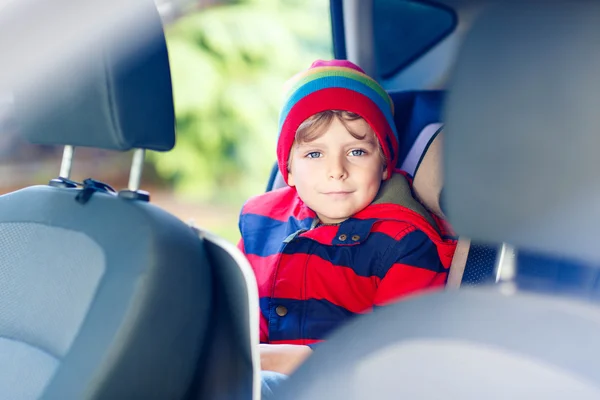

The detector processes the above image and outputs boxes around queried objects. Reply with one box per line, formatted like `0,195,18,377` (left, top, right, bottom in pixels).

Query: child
237,60,456,391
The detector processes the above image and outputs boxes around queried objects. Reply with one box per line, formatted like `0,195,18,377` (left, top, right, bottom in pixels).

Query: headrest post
59,145,75,179
128,148,145,192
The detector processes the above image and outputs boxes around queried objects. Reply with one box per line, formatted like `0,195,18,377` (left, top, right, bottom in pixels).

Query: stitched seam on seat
0,334,60,361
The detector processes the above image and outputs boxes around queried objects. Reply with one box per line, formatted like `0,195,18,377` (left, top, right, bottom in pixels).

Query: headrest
444,2,600,263
388,90,445,166
14,0,175,151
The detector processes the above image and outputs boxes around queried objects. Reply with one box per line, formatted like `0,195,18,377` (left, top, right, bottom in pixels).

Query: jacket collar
370,171,437,228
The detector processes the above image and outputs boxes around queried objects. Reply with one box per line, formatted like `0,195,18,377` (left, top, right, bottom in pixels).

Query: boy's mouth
323,191,353,199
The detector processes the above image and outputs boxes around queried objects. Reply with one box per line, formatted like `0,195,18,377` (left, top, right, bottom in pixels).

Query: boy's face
288,116,387,224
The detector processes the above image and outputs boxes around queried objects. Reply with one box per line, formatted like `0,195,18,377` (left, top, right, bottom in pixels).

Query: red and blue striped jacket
238,173,456,345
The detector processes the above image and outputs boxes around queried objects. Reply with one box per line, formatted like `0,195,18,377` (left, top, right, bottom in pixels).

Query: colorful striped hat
277,59,398,184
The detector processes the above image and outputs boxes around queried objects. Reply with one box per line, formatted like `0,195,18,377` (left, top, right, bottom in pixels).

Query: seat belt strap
447,238,471,289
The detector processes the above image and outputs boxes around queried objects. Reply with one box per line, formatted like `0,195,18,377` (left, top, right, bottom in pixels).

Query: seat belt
446,238,471,289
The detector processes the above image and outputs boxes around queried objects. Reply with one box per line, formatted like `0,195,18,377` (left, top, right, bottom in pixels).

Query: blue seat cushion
517,251,600,301
388,90,446,166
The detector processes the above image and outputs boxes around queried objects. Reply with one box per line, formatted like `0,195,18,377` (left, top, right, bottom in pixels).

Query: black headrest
14,0,175,152
444,2,600,263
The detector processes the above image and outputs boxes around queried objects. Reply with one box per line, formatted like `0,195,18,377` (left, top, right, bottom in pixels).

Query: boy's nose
327,156,348,180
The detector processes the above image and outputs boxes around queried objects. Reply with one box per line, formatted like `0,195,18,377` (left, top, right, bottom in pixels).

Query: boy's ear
382,166,388,180
287,169,296,187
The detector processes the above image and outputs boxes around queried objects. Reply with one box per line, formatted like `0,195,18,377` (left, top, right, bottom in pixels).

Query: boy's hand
259,344,313,374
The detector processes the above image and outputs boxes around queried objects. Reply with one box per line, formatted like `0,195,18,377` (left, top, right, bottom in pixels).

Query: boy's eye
306,151,322,159
349,149,366,156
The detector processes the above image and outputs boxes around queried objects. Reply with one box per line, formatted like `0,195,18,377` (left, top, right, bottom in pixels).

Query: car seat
2,2,259,399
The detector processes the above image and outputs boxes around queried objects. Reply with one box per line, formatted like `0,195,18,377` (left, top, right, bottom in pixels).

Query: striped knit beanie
277,59,398,184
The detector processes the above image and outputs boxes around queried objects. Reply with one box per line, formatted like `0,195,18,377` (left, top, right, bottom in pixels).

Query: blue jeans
261,370,289,399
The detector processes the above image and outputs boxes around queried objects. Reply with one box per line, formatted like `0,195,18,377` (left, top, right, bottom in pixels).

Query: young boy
238,60,456,387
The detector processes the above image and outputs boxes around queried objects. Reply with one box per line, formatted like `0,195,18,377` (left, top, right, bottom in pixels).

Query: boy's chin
315,211,353,224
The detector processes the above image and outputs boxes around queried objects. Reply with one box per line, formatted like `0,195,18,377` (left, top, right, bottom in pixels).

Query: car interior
276,1,600,399
2,0,600,399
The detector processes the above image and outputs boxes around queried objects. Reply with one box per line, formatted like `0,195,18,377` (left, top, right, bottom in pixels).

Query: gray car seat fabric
0,187,212,399
14,0,175,152
0,223,104,399
186,229,260,400
444,1,600,265
277,290,600,400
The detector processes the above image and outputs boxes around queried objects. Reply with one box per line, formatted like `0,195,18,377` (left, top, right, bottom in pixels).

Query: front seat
274,2,600,399
0,2,225,398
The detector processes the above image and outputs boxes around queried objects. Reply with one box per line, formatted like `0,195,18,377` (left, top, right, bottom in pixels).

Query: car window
0,0,332,244
373,0,456,80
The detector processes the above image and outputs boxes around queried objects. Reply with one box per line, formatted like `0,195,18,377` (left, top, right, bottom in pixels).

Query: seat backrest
2,2,258,398
444,4,600,265
186,229,261,400
277,289,600,400
444,1,600,293
0,188,211,399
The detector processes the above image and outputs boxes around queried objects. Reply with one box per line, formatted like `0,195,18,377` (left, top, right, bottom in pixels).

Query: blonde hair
288,110,386,169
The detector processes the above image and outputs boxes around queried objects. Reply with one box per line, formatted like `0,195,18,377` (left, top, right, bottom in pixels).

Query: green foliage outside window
149,0,332,204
